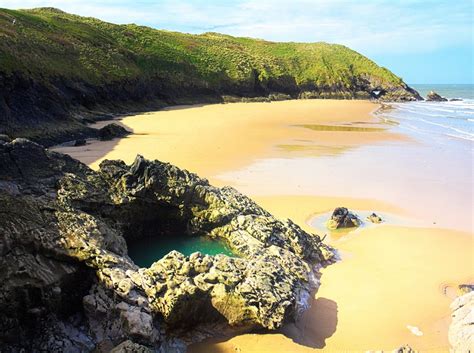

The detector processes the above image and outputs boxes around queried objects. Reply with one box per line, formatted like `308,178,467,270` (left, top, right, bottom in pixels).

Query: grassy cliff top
0,7,405,89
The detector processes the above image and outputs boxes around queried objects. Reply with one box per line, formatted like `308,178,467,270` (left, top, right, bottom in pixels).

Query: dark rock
366,212,383,224
426,91,448,102
459,284,474,294
0,134,11,143
74,139,87,146
98,123,130,141
0,139,335,351
392,345,416,353
449,98,462,102
327,207,361,230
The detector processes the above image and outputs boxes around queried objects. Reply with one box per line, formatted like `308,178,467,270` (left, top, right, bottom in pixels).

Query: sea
391,84,474,146
217,84,473,231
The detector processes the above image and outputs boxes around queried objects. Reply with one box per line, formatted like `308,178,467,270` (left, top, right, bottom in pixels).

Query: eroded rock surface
0,139,334,352
449,285,473,352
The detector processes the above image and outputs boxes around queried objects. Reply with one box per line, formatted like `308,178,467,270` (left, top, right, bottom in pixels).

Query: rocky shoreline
0,138,335,352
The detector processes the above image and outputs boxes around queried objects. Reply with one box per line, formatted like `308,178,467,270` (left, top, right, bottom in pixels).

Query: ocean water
390,84,474,144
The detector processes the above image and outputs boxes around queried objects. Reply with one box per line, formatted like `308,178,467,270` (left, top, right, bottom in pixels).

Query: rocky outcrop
426,91,448,102
0,139,334,352
448,285,473,352
326,207,361,230
98,123,131,141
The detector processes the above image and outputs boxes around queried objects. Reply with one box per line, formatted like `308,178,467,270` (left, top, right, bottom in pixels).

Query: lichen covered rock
0,139,335,352
448,285,474,352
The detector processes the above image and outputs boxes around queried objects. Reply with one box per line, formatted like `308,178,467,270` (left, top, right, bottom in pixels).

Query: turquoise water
411,84,474,100
127,234,234,268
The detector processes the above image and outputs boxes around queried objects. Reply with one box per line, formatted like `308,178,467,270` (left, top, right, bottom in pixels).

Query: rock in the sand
74,139,87,146
0,138,335,352
366,212,383,224
426,91,448,102
98,123,130,140
327,207,361,230
448,285,474,351
392,345,417,353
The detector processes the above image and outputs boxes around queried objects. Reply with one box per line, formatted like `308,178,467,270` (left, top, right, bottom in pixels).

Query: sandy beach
51,99,473,351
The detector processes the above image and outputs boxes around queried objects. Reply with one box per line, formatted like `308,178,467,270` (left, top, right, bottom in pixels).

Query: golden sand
51,99,473,352
52,99,406,177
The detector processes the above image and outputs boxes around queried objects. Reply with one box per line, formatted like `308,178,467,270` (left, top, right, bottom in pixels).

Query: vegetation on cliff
0,7,420,144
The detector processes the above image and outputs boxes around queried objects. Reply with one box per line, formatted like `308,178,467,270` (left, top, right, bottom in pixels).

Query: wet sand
52,100,405,175
51,99,473,351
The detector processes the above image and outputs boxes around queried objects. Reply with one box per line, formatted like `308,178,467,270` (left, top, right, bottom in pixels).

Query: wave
419,118,474,137
445,133,474,142
388,101,474,144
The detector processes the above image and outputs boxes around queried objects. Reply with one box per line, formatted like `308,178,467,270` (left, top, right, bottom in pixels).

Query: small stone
366,212,383,224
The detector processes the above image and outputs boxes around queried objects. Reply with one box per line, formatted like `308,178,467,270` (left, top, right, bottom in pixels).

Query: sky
0,0,472,84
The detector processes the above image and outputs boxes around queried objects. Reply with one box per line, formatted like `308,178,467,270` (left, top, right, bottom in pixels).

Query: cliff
0,7,421,145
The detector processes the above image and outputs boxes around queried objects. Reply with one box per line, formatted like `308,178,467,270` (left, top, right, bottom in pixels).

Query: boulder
327,207,361,230
0,138,335,352
98,123,130,141
426,91,448,102
366,212,383,224
448,285,474,351
74,139,87,146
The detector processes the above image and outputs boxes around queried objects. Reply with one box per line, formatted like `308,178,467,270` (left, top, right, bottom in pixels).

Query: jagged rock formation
426,91,448,102
326,207,361,230
0,138,334,352
448,285,473,352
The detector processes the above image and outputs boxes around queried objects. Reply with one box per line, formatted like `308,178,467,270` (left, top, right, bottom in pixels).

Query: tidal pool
128,234,234,268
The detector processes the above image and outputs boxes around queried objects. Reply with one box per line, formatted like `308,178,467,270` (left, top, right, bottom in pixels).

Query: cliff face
0,138,334,352
0,8,421,145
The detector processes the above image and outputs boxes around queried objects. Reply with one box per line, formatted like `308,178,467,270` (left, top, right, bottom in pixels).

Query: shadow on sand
280,297,338,349
187,297,338,353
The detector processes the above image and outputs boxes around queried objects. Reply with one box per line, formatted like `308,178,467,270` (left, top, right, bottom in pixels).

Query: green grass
0,7,407,91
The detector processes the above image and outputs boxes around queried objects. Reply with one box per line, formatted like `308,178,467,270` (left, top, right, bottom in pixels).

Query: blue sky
1,0,472,84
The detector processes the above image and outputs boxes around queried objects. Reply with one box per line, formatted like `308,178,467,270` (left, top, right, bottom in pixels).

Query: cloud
0,0,472,56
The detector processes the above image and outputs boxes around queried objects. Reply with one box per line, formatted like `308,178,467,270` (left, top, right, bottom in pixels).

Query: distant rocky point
426,91,448,102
